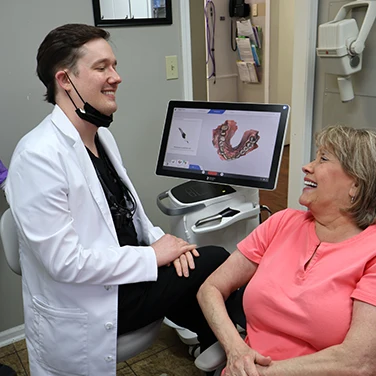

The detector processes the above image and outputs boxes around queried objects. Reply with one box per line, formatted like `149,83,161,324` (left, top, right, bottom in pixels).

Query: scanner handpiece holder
191,202,259,234
156,182,260,253
194,207,241,227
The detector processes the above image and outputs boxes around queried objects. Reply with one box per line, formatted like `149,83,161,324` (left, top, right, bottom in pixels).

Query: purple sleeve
0,159,8,185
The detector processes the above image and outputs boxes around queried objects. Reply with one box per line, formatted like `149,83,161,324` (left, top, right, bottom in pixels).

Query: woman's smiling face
299,148,357,214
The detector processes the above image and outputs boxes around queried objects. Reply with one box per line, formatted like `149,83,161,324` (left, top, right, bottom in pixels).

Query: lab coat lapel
73,143,116,236
51,106,118,240
98,133,136,195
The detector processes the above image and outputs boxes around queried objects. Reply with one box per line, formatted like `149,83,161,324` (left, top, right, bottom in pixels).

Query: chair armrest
194,330,246,372
194,341,226,372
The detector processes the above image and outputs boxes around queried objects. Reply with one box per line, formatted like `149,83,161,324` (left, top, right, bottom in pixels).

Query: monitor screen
156,100,290,190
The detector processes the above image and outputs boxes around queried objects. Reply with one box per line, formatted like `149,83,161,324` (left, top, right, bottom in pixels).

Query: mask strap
62,71,113,128
64,72,86,108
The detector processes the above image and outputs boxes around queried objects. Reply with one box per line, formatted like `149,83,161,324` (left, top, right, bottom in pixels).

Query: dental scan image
157,101,289,190
212,120,260,161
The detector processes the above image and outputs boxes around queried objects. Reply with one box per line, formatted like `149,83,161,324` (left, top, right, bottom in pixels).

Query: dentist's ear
55,70,71,91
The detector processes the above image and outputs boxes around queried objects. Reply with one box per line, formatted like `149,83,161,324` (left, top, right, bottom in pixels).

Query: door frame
288,0,319,208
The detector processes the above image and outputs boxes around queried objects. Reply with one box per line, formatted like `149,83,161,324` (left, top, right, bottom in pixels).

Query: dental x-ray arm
317,0,376,102
333,0,376,55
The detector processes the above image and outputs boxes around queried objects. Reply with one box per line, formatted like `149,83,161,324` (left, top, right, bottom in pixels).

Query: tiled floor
0,146,289,376
0,324,204,375
0,337,28,375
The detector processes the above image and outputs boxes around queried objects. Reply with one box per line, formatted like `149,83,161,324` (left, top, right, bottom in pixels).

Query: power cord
204,0,216,83
259,205,272,223
231,18,238,52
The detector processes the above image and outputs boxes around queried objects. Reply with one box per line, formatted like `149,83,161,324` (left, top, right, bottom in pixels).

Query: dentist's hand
151,234,199,276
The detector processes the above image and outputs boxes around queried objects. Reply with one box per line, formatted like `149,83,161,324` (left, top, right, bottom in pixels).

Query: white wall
204,0,239,102
196,0,295,120
0,0,185,335
237,0,269,103
99,0,131,19
313,1,376,141
288,0,318,208
289,0,376,208
131,0,152,18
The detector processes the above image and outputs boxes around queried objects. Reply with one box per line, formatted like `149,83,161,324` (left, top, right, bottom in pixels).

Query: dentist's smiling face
299,148,357,214
67,38,122,117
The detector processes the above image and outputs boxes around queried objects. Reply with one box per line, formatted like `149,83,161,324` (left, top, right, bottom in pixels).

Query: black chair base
0,364,16,376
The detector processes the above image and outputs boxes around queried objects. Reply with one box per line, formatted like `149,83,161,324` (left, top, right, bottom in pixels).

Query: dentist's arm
197,250,271,376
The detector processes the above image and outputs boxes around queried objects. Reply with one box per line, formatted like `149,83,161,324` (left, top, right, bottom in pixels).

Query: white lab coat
5,105,164,376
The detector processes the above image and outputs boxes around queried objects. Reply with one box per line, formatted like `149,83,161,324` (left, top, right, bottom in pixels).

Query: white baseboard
0,324,25,347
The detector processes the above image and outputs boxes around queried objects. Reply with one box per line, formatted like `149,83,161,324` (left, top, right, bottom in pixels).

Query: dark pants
117,246,245,351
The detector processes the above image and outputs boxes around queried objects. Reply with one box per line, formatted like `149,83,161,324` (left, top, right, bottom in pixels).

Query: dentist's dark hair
316,125,376,229
36,23,110,105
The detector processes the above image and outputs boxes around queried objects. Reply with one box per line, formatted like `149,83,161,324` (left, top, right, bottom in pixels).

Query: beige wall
269,0,295,144
189,1,207,101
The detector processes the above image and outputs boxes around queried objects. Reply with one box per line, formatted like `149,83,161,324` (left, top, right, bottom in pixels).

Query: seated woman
197,125,376,376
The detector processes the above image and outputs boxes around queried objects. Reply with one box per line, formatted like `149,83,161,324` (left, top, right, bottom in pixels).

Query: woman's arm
197,250,271,375
257,300,376,376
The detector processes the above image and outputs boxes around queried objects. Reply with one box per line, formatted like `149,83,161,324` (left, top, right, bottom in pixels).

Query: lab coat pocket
32,297,89,376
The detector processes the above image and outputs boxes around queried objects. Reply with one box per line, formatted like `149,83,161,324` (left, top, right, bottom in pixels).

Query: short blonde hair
316,125,376,229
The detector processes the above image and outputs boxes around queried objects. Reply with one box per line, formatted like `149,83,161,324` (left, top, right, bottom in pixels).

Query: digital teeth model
212,120,260,161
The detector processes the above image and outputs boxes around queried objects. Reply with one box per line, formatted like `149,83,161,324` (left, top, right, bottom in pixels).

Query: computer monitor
156,100,290,190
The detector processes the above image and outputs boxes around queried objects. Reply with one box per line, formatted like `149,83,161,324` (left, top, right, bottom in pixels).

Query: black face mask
64,73,113,128
75,102,113,128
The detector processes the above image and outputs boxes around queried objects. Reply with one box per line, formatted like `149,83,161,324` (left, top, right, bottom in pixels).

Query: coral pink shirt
237,209,376,360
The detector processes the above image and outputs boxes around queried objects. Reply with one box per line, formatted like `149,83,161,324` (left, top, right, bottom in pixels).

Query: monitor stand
170,181,236,205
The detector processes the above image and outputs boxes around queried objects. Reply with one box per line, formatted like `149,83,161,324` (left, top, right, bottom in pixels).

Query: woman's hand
223,341,272,376
172,248,200,277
